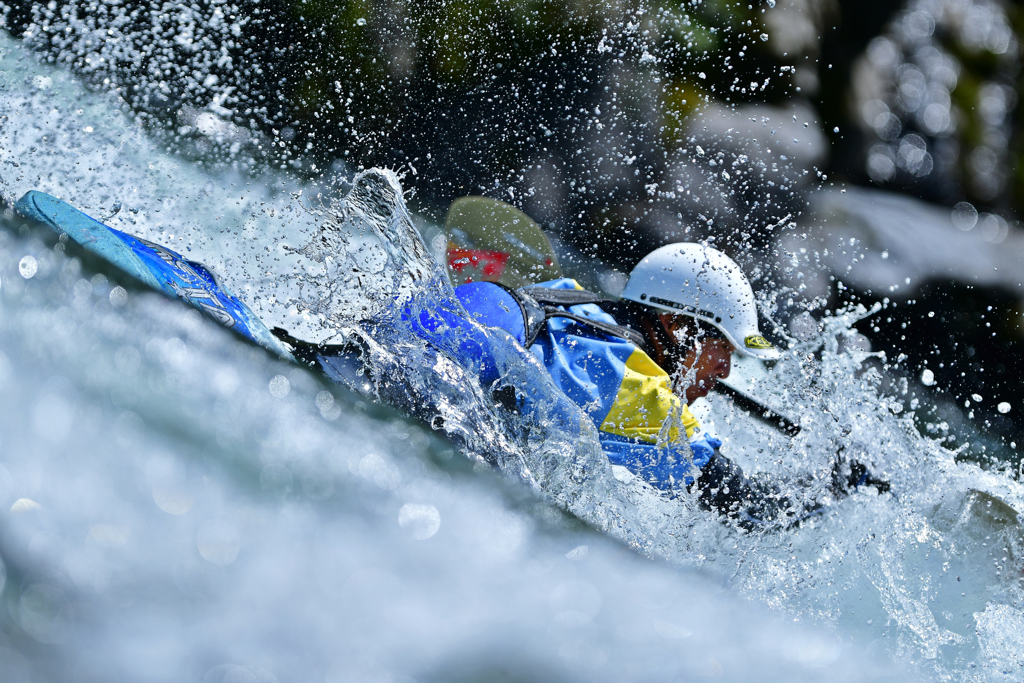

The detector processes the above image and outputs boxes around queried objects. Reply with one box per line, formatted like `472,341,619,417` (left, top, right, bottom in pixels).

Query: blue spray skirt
14,191,291,358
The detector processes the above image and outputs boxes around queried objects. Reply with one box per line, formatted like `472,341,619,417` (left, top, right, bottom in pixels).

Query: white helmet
621,243,781,360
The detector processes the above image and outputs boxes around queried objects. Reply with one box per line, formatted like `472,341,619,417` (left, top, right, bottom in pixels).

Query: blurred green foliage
281,0,790,192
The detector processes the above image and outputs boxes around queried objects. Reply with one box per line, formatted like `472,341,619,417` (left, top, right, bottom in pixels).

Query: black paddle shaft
713,381,802,437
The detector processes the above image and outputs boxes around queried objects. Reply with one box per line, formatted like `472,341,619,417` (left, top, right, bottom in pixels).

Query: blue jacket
454,279,720,491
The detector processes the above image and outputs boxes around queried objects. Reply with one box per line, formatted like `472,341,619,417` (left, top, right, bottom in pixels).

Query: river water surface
1,30,1023,682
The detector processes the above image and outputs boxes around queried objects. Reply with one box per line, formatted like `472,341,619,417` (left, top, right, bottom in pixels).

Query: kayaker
453,242,885,529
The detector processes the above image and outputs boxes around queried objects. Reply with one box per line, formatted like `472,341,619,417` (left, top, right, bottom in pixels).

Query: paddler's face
658,313,734,404
680,338,734,403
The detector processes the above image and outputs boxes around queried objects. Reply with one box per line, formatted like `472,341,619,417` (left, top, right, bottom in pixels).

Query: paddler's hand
831,456,890,495
689,433,722,469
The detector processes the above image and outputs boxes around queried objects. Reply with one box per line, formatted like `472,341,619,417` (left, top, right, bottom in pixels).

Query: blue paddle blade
14,190,291,358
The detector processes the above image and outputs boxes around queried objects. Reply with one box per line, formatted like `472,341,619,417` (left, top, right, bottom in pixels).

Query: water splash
698,303,1024,672
283,173,1024,674
2,27,1024,680
276,168,761,565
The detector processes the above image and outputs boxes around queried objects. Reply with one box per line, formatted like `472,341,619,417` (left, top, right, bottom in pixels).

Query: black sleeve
694,449,890,531
693,449,813,532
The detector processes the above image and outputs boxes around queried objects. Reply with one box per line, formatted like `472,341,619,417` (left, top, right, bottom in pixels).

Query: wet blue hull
14,190,291,358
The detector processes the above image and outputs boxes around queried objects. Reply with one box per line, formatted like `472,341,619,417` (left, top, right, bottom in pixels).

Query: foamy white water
1,29,1023,682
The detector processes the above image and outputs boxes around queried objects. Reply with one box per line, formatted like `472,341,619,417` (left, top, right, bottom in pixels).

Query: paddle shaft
713,380,801,437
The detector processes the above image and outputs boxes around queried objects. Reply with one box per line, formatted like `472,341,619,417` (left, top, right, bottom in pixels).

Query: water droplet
18,255,37,279
921,368,935,386
268,375,290,398
998,402,1011,414
109,286,128,307
10,498,41,513
197,520,241,566
358,453,400,490
355,17,366,26
315,390,334,411
971,393,983,403
18,584,70,643
760,33,769,42
565,545,589,560
398,503,440,540
153,487,194,515
767,0,776,6
951,202,978,231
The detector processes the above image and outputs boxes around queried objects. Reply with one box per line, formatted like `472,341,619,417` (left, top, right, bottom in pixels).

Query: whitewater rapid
1,29,1023,682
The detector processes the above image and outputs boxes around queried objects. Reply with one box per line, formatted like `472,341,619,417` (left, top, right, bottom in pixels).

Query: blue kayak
14,191,292,358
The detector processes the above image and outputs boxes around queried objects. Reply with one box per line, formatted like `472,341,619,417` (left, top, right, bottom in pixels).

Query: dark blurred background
3,0,1023,463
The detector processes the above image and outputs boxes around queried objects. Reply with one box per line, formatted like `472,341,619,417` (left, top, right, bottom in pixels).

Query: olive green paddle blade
965,489,1021,530
444,196,562,288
